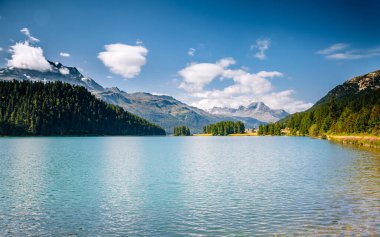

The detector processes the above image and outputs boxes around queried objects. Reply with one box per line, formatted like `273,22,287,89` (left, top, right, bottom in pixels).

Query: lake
0,136,379,236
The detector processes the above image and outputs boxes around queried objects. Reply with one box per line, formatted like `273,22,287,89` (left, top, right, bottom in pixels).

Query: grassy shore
192,132,257,136
192,133,213,136
192,132,380,149
229,132,257,136
327,134,380,149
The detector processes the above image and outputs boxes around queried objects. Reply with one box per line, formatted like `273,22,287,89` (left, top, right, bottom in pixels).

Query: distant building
281,127,290,135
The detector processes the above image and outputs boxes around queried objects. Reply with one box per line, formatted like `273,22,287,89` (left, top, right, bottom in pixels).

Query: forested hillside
0,81,166,136
258,70,380,136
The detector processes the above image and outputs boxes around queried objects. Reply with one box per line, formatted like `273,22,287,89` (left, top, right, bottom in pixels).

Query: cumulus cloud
187,48,195,56
7,41,51,71
317,43,380,60
251,39,270,60
20,27,40,42
177,58,312,113
60,52,70,57
178,58,235,93
98,43,148,79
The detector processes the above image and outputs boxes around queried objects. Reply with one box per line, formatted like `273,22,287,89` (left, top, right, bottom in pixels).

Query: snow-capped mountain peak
209,102,289,123
0,61,104,91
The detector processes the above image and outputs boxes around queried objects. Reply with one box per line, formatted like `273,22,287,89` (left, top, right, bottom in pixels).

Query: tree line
0,80,166,136
258,123,283,136
203,121,245,136
173,126,191,136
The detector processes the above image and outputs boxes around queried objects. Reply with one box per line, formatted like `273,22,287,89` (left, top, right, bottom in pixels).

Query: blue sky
1,0,380,112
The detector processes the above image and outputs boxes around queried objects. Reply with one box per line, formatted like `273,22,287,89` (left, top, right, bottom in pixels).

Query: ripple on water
0,136,379,236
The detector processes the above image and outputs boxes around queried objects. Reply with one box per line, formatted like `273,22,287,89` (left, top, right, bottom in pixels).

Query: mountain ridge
315,69,380,105
0,61,272,133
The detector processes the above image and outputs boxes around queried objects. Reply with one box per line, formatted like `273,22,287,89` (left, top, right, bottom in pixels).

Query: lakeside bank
327,135,380,149
191,132,380,150
193,132,257,136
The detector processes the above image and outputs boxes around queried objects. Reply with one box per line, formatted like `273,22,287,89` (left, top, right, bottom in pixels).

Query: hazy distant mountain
0,62,265,133
209,102,289,123
94,89,264,133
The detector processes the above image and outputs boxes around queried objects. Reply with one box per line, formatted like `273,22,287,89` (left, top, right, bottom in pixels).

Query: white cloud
317,43,380,60
106,75,113,79
20,27,40,42
187,48,195,56
60,52,71,57
326,47,380,60
136,40,143,45
98,43,148,79
261,90,313,113
251,39,270,60
0,47,3,51
218,57,236,67
178,58,235,93
7,41,51,71
59,67,70,75
178,58,312,113
316,43,349,55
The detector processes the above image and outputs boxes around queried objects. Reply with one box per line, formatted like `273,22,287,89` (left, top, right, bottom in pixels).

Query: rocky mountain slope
315,69,380,105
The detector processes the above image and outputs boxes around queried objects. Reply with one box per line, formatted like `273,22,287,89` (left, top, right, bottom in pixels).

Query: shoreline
193,132,257,136
192,133,380,150
1,134,379,150
326,135,380,149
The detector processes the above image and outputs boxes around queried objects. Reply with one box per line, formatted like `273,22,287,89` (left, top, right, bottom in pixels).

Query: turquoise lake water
0,136,379,236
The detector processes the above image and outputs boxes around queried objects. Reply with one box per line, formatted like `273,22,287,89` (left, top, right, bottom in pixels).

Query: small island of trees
173,126,191,136
203,121,245,136
257,123,283,136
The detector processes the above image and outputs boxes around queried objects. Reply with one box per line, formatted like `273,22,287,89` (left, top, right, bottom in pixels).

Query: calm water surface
0,136,379,236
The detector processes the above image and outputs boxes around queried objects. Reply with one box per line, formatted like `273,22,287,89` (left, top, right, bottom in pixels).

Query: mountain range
0,61,289,133
208,102,289,123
